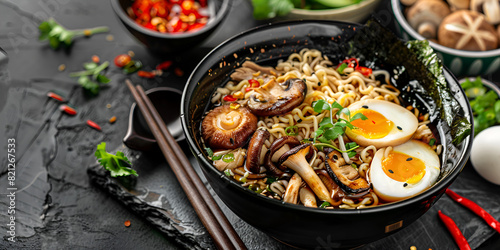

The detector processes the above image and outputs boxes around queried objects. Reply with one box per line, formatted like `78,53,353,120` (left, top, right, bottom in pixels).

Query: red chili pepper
47,92,66,102
86,119,101,131
187,22,205,32
438,210,471,250
156,60,172,70
138,70,156,78
339,57,359,69
446,189,500,233
59,105,77,115
357,66,372,76
223,95,237,102
245,79,260,92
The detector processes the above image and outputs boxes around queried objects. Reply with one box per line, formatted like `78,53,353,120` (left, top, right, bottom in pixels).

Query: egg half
369,140,440,202
343,99,418,148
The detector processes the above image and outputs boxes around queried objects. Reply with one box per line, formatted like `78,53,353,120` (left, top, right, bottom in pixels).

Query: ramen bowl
180,21,473,248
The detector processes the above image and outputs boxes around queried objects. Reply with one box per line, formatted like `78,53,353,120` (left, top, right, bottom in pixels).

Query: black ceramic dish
110,0,230,54
123,87,184,151
181,21,473,248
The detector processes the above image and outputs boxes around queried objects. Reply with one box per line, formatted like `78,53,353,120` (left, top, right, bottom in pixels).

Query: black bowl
180,21,473,248
110,0,230,54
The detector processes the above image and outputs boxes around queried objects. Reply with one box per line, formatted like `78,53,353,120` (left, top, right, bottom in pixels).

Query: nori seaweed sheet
346,20,471,145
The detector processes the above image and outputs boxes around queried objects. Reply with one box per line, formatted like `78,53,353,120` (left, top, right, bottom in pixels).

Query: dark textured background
0,0,499,249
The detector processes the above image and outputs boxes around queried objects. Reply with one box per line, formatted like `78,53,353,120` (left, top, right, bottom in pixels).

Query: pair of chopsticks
125,80,246,250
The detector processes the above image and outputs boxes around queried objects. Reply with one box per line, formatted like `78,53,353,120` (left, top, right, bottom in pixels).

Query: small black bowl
123,87,184,151
181,20,473,248
111,0,230,54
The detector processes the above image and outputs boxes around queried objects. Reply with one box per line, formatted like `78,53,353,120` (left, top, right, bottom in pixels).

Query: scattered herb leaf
38,18,109,50
95,142,137,177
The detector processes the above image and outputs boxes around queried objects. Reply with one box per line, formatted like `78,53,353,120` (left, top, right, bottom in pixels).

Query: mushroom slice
245,129,270,173
213,148,246,171
263,136,302,176
230,61,283,82
279,144,334,203
325,150,371,198
248,78,306,116
283,173,302,204
316,169,346,201
202,105,257,149
299,186,317,208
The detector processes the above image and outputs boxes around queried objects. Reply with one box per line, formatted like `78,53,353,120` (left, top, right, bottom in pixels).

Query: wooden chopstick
125,80,246,250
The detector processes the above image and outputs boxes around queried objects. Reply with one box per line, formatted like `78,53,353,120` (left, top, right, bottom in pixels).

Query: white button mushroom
406,0,451,39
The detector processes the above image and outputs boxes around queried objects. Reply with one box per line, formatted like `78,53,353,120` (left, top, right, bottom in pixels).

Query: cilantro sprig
38,18,109,50
311,99,367,156
95,142,138,177
70,61,111,95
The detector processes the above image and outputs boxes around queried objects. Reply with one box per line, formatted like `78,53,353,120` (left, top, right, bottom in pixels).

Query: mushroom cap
406,0,451,38
438,10,498,51
248,78,306,117
245,129,270,173
447,0,471,10
471,0,500,25
202,105,258,149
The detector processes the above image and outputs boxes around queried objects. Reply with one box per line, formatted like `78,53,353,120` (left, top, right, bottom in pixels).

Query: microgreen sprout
70,61,111,95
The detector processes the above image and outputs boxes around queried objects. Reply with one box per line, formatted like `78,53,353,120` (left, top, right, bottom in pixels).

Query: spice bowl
391,0,500,76
123,87,184,151
111,0,230,54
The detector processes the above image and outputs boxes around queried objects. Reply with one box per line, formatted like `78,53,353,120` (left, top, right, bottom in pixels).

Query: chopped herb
388,169,394,174
38,18,109,49
397,126,402,131
285,125,299,136
70,60,111,95
204,147,214,158
266,176,278,184
320,201,330,208
429,138,436,146
95,142,137,177
224,169,233,177
461,77,500,134
337,63,348,74
212,155,223,161
222,153,235,163
406,157,413,161
403,183,408,187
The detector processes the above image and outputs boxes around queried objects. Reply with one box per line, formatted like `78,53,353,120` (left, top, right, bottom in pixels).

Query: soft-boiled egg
369,140,440,202
343,99,418,148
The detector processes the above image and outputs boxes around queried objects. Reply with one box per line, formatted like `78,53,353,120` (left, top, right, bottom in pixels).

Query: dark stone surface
0,0,499,249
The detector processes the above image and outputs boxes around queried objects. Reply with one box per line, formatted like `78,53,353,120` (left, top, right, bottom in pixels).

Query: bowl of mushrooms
391,0,500,76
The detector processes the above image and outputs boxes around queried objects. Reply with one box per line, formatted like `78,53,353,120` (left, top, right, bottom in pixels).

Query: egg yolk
350,109,394,139
382,151,426,184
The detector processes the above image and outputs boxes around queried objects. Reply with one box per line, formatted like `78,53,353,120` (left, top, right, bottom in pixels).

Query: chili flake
86,119,102,131
109,116,117,124
59,105,77,115
124,220,131,227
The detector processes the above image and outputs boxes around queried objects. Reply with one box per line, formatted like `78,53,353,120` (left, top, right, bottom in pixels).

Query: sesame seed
230,138,234,144
397,126,402,131
362,105,368,109
388,169,394,174
403,183,408,187
406,157,413,161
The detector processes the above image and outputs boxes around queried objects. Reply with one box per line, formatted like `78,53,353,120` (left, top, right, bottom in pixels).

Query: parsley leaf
38,18,109,50
95,142,138,177
70,61,110,95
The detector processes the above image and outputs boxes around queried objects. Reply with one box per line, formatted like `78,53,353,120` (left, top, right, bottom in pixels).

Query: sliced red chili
223,95,237,102
156,60,172,70
446,189,500,233
187,22,205,32
138,70,156,78
114,54,132,68
245,79,260,92
86,119,102,131
59,104,77,115
357,66,372,76
47,92,66,102
438,210,471,250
